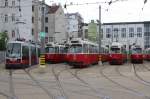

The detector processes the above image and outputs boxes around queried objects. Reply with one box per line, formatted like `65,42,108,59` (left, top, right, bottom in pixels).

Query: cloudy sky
45,0,150,23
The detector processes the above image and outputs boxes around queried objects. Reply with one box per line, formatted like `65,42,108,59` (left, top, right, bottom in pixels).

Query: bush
0,32,8,51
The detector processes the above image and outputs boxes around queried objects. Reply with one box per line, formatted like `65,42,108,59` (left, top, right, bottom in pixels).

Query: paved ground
0,62,150,99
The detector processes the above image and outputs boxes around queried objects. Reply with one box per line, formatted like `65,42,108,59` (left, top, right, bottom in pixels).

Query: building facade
83,21,150,51
45,4,66,43
65,12,83,39
0,0,44,42
88,20,97,42
101,21,150,51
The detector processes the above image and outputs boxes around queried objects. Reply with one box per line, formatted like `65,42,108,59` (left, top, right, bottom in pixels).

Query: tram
66,38,99,68
5,39,40,69
145,48,150,61
45,43,66,63
108,42,127,65
130,45,143,63
101,46,109,62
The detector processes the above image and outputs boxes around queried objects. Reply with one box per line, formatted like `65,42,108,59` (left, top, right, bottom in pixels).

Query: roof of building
48,5,59,14
102,21,150,25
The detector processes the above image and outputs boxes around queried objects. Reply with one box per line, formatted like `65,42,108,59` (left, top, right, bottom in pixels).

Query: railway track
116,64,150,87
8,70,18,99
132,63,150,86
23,69,55,99
99,65,150,99
65,65,111,99
51,64,69,99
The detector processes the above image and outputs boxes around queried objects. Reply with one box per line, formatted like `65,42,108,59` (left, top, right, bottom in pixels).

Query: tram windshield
110,47,121,53
131,48,142,54
69,45,82,53
6,43,21,58
45,47,55,53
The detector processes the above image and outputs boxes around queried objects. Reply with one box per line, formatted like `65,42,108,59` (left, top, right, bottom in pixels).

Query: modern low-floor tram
5,40,40,69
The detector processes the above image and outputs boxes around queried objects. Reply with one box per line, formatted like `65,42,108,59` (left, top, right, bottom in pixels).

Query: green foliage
0,32,8,51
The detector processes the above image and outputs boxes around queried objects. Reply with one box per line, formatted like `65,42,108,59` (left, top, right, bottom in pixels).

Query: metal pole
41,0,45,53
99,5,101,54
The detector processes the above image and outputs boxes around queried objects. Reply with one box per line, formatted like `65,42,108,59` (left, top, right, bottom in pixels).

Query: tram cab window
131,48,142,54
110,47,121,53
6,43,21,58
69,45,82,53
22,46,29,57
45,47,55,53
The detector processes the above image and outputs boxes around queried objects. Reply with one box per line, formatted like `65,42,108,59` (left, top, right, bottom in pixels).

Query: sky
45,0,150,23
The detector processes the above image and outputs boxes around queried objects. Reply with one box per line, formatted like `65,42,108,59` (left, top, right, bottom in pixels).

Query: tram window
60,47,64,53
6,43,21,58
89,45,93,53
45,47,49,53
31,47,36,56
110,47,121,53
83,44,88,53
55,47,59,53
22,46,29,57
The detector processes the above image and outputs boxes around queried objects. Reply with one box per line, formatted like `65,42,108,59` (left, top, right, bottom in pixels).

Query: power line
64,0,127,8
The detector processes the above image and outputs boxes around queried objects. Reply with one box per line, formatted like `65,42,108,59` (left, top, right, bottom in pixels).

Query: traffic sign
40,32,45,37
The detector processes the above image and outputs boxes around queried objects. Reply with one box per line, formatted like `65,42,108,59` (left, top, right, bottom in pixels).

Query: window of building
12,1,15,6
106,28,111,38
45,17,48,23
32,6,34,12
137,27,142,37
4,30,8,33
12,14,15,21
45,27,48,33
32,29,34,35
5,14,8,22
129,27,134,37
49,37,53,42
113,28,118,38
121,28,126,38
32,17,34,23
5,0,8,6
101,29,103,38
12,30,15,37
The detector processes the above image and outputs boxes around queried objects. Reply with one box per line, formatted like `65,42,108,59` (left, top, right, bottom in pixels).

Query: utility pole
98,5,101,54
41,0,45,53
98,5,102,65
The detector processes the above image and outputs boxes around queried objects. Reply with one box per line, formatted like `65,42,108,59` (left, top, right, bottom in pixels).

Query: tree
0,32,8,51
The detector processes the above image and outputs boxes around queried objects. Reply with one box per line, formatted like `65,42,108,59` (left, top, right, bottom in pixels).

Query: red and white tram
66,38,99,68
108,42,127,65
45,43,66,63
130,45,143,63
5,39,40,69
101,46,109,62
145,48,150,61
